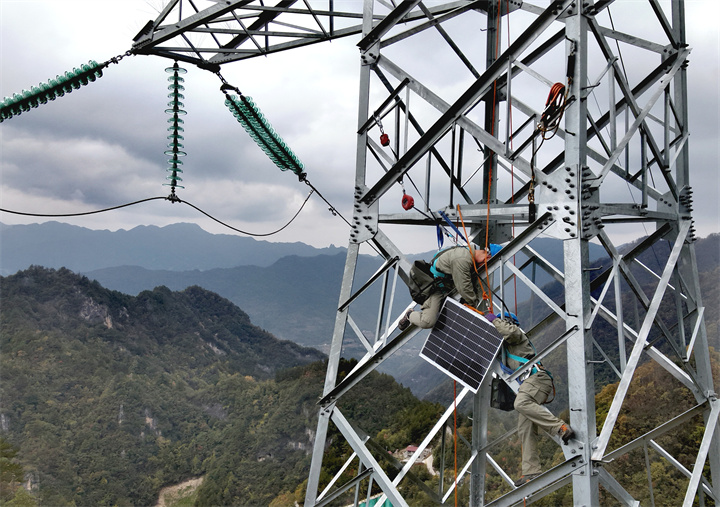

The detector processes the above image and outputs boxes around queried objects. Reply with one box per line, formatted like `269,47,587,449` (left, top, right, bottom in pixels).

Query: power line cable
0,196,167,217
0,191,316,238
181,190,314,237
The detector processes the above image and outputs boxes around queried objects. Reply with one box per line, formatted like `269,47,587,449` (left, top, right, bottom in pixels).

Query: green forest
0,267,443,506
1,232,719,506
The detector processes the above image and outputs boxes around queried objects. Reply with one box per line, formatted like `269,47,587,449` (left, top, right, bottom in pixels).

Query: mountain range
2,221,717,398
0,221,608,347
0,221,344,275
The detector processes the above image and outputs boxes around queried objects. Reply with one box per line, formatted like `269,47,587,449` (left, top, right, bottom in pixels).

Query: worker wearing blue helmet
484,311,575,486
399,243,501,330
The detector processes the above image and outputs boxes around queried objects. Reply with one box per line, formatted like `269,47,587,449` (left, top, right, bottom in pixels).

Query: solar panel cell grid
420,298,505,392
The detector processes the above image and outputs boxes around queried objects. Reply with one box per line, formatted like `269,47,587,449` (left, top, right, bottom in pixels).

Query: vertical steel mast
130,1,717,505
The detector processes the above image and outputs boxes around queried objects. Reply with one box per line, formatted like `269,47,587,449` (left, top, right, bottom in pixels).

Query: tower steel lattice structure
133,1,717,505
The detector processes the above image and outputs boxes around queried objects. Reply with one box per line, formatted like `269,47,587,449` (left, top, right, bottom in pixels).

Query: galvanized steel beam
127,1,718,506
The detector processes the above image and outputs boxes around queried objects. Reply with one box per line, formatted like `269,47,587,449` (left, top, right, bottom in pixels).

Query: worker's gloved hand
483,312,497,322
459,298,467,305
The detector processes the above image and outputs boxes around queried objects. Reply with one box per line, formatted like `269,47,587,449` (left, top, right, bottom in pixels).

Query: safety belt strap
429,250,449,279
506,351,539,377
437,210,468,244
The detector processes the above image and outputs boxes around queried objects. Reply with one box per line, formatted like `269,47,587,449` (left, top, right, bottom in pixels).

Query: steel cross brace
331,408,409,507
588,18,689,197
682,400,720,506
648,439,716,501
316,468,374,507
375,385,475,506
134,1,263,51
485,456,582,506
375,51,538,182
505,225,701,398
597,468,640,507
592,220,692,460
360,0,575,205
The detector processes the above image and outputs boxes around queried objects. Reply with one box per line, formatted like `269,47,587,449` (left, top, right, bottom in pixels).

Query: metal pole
563,5,600,504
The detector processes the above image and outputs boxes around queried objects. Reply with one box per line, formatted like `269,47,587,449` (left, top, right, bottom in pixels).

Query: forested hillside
0,267,442,506
1,236,717,505
0,267,326,505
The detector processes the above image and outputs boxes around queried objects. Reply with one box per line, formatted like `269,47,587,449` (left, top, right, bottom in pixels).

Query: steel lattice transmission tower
133,1,717,505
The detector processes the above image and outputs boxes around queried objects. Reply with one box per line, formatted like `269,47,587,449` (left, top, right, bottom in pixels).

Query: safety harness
429,249,450,291
499,328,555,404
504,349,541,382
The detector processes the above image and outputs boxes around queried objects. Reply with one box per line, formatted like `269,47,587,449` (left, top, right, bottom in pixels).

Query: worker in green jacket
484,311,575,486
399,243,501,330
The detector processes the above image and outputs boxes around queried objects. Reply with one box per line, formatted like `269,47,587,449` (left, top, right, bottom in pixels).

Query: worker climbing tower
128,1,715,505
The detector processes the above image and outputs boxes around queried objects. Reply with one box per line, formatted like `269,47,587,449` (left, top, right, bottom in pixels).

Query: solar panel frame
420,298,505,393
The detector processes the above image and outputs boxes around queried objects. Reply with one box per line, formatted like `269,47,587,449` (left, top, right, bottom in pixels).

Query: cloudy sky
1,0,718,252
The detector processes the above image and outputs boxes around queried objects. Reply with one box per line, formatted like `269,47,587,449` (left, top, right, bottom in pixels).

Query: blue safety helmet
497,311,520,326
487,243,502,257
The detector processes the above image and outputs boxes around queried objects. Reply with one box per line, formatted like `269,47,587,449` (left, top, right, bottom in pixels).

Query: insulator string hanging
164,62,187,198
0,61,106,123
223,93,305,178
0,51,132,123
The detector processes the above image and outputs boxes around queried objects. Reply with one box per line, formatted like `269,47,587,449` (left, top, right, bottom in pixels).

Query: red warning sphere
380,133,390,147
401,193,414,210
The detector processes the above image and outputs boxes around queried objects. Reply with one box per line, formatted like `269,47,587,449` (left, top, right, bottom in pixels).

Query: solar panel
420,298,504,393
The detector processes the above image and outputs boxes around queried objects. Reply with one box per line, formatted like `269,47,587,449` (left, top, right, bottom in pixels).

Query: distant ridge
85,252,382,352
0,221,345,275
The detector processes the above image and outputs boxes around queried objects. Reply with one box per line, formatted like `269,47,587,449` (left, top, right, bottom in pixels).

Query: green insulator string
0,60,107,122
164,62,187,199
223,92,305,178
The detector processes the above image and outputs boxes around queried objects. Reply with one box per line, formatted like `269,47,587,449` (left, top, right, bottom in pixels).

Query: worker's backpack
490,360,517,412
408,260,436,304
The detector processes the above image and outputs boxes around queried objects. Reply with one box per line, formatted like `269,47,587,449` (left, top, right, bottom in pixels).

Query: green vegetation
1,438,35,506
0,267,328,505
1,241,718,506
0,267,442,506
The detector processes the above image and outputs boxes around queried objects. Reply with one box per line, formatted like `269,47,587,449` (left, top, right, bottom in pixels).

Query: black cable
301,179,352,228
180,190,314,237
0,196,168,217
0,190,316,238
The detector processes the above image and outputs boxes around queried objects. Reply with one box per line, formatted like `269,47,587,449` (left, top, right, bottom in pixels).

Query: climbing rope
528,39,573,218
506,0,519,315
528,82,570,222
456,203,516,317
453,380,459,507
457,204,491,305
483,0,504,270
